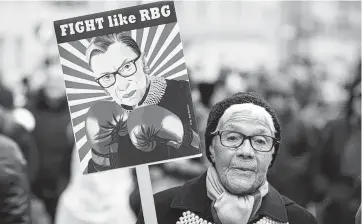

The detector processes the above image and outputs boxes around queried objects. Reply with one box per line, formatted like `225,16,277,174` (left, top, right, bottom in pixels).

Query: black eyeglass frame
95,55,141,88
210,130,280,152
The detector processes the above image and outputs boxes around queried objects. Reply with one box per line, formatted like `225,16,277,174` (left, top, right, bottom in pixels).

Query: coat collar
170,172,289,223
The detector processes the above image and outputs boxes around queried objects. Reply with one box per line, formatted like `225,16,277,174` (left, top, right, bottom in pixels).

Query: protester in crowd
281,56,318,110
0,79,51,224
0,85,39,188
310,61,361,224
0,134,31,224
27,56,74,221
198,82,217,108
137,92,318,224
264,74,316,207
0,82,15,110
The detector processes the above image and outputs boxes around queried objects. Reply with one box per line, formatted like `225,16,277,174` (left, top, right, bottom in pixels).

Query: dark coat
27,89,74,219
267,117,315,207
136,172,318,224
0,106,39,186
87,79,201,172
310,118,361,224
0,134,31,224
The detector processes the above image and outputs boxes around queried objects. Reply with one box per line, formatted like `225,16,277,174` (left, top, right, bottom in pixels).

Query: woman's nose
115,78,130,90
235,139,255,159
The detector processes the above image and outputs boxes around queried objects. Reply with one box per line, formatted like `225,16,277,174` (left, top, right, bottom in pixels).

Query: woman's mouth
230,166,256,172
123,90,137,99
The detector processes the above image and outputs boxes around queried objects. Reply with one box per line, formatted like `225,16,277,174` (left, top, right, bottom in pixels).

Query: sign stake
136,165,158,224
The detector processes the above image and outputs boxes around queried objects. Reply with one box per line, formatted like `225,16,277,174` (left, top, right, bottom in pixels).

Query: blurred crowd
0,1,360,224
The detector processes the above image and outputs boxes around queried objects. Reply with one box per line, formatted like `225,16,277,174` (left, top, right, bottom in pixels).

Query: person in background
264,74,316,207
27,56,74,221
0,82,15,110
310,61,361,224
0,78,51,224
0,85,39,187
282,56,317,110
0,134,31,224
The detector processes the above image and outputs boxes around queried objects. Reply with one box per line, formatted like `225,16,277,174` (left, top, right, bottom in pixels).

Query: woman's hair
86,33,141,69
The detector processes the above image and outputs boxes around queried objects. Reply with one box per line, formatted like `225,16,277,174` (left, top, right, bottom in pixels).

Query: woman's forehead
217,103,276,133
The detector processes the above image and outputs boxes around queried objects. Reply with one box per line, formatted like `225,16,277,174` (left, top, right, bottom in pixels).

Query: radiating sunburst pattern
58,22,189,174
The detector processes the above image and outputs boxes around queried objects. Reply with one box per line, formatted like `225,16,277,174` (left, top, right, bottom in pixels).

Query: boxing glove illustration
127,105,184,152
85,100,128,167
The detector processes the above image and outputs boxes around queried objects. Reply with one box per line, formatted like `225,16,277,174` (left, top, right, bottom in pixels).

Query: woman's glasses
95,56,140,88
211,130,279,152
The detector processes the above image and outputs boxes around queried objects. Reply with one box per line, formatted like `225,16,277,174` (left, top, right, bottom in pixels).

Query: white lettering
129,15,136,23
108,16,114,27
95,17,104,29
85,19,96,31
68,23,75,35
139,9,150,21
75,21,84,33
150,7,161,19
59,24,68,36
161,5,171,17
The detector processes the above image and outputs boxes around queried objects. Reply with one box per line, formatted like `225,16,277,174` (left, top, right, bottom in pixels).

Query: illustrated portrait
57,23,201,174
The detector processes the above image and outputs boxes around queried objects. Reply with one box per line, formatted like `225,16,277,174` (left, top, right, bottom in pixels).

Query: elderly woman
137,92,317,224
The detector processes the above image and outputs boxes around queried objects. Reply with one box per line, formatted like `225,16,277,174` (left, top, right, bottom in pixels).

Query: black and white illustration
54,1,201,174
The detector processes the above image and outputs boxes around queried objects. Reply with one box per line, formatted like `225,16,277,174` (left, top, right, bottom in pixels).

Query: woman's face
210,104,275,195
91,43,147,107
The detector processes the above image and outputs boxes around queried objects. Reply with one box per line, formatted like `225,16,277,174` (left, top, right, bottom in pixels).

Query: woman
137,92,318,224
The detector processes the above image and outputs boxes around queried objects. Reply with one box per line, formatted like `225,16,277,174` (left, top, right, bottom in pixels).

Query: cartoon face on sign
87,35,149,108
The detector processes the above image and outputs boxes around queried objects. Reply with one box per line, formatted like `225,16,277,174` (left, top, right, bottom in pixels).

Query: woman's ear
268,146,276,168
209,143,216,163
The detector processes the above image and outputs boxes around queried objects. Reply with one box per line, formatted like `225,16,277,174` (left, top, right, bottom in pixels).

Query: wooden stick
136,164,158,224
